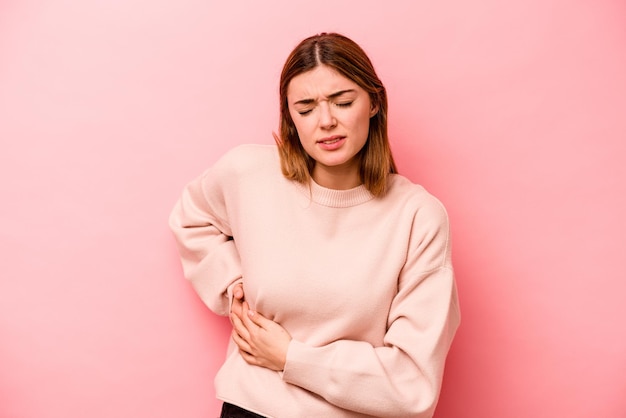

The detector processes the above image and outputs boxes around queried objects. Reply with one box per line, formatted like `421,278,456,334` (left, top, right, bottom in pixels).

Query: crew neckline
294,178,374,208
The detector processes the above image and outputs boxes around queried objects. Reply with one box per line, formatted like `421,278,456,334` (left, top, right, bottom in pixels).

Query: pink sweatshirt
169,144,460,418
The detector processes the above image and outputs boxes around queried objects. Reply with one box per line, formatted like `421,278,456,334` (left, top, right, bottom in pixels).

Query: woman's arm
282,266,459,418
169,163,243,316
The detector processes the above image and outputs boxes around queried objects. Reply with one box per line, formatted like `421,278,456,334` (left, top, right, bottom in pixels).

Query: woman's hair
274,32,397,197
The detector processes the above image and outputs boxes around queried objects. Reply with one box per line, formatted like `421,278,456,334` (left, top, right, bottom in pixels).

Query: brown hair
274,32,397,197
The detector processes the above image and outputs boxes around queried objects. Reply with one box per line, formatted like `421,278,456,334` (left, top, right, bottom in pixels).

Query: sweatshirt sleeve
169,158,243,316
281,198,460,418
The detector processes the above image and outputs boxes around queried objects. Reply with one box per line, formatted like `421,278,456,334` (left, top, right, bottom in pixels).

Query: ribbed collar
295,179,375,208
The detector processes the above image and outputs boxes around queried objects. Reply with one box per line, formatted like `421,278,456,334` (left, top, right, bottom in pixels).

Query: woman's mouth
317,136,344,144
317,136,346,150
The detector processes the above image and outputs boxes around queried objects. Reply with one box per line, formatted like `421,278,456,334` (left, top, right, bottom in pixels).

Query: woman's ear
369,102,379,117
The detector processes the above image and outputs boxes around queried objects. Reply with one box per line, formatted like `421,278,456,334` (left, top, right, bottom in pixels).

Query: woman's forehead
287,65,362,101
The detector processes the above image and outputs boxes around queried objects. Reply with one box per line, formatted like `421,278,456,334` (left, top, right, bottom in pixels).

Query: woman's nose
318,103,337,129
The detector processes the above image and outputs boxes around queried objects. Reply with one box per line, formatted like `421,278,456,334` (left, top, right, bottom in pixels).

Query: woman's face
287,64,377,189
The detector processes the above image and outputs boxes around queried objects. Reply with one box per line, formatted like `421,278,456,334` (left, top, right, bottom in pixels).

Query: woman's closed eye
335,101,353,108
295,100,353,115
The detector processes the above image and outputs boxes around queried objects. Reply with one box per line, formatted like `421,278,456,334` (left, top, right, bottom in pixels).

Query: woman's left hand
230,302,292,371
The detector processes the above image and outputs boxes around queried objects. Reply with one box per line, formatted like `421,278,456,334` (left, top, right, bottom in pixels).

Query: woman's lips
317,136,346,150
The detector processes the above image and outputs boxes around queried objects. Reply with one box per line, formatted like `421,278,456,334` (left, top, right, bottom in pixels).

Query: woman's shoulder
386,174,449,222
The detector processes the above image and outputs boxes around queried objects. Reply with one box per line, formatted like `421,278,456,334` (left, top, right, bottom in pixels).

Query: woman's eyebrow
327,89,356,99
293,89,357,106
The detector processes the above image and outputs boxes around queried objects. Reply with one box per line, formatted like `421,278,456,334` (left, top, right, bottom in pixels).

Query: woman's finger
231,296,244,320
233,283,244,300
241,301,261,331
239,349,259,366
231,329,252,354
245,308,272,330
230,312,251,341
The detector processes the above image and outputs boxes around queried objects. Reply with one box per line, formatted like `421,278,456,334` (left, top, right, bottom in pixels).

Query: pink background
1,1,625,417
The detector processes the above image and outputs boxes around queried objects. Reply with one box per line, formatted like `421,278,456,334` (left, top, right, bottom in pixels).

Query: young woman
170,32,460,418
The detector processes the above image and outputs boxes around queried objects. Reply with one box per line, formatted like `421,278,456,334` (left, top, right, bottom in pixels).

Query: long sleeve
281,199,460,417
169,163,243,316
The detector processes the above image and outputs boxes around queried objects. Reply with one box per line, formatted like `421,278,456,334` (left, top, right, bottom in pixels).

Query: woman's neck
311,163,361,190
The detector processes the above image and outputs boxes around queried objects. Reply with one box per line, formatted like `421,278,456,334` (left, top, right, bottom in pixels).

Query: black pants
220,402,266,418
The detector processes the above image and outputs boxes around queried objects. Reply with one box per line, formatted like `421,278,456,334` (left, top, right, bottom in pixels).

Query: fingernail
248,310,255,317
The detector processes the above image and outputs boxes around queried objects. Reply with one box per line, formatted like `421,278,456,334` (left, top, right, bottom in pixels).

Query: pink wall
1,1,625,417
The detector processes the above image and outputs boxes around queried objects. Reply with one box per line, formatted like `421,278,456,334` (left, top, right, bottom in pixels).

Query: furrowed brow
293,98,315,106
327,89,356,99
292,89,357,106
